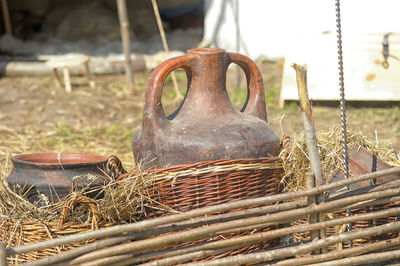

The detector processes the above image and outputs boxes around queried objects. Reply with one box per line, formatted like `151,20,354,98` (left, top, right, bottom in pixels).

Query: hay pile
0,162,163,226
280,124,400,192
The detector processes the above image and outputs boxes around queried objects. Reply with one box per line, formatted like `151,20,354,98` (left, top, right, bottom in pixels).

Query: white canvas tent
201,0,400,104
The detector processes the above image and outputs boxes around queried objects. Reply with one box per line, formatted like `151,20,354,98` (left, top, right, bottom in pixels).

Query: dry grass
281,124,400,192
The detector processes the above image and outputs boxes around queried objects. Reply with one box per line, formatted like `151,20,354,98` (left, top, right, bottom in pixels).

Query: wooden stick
116,0,134,87
84,61,96,89
70,207,400,266
188,220,400,266
9,167,400,257
0,243,6,266
22,200,306,266
126,247,240,266
274,237,400,266
292,64,322,187
345,195,400,211
328,178,400,201
52,68,63,89
306,172,320,254
150,0,182,100
63,67,72,93
293,63,326,252
1,0,12,35
312,248,400,266
57,188,400,265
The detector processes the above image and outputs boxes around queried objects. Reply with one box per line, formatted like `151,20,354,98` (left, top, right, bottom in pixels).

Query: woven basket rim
137,157,283,180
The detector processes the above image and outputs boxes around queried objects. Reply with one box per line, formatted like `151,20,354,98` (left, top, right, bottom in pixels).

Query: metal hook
382,33,392,69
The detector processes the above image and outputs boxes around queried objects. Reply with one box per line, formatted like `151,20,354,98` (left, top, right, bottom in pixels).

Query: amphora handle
142,55,195,134
228,52,268,121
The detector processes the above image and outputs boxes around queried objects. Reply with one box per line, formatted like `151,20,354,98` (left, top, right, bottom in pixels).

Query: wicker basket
146,157,284,260
2,157,283,263
1,195,117,263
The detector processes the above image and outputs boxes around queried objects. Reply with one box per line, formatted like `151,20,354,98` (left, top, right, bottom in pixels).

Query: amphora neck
184,48,233,115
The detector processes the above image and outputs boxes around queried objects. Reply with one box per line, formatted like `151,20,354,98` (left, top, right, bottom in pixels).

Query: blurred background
0,0,399,165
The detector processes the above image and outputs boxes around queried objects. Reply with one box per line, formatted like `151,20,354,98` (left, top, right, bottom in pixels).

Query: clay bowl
7,153,109,204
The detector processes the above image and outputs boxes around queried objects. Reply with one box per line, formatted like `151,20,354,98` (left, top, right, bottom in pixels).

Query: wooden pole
0,243,6,266
293,63,326,252
63,67,72,93
1,0,12,35
292,64,323,187
150,0,182,100
9,167,400,258
116,0,134,87
306,172,321,254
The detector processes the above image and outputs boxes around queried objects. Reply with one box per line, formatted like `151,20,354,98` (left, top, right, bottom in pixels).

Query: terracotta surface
7,153,108,204
132,48,280,168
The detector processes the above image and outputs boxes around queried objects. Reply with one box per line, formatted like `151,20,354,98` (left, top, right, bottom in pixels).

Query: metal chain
335,0,353,247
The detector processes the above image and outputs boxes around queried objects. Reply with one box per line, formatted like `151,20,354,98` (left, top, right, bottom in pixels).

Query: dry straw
280,124,400,192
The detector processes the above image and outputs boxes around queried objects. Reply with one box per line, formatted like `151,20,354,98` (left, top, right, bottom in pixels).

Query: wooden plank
280,33,400,106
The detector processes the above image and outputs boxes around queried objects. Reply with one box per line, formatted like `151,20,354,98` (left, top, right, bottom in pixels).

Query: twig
150,0,182,100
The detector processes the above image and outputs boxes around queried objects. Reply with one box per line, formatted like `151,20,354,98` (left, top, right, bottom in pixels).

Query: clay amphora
132,48,280,169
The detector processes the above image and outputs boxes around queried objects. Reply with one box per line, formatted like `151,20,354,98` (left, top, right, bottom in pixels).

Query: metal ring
383,61,390,69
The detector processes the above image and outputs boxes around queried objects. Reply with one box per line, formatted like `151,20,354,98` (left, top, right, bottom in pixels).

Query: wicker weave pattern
2,195,117,263
148,157,283,260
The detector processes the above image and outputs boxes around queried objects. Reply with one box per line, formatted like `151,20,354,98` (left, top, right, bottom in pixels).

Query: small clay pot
7,153,109,204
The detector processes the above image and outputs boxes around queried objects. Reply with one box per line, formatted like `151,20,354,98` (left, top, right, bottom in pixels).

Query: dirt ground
0,60,399,167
